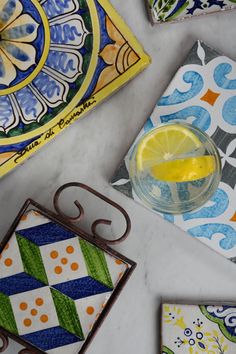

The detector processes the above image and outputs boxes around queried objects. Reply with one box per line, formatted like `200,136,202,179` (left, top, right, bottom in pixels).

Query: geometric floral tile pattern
111,40,236,263
0,210,129,353
147,0,236,25
162,304,236,354
0,0,150,179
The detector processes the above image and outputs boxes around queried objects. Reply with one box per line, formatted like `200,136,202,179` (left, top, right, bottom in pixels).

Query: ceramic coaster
0,182,136,353
147,0,236,24
111,40,236,263
162,303,236,353
0,0,150,179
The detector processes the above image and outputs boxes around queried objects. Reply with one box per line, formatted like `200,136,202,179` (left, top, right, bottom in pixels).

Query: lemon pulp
136,124,216,183
151,156,216,182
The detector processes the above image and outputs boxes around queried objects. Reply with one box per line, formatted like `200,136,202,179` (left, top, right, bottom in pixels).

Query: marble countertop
1,1,236,353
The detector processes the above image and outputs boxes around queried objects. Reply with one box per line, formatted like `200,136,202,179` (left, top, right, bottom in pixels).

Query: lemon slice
136,124,202,171
151,156,216,182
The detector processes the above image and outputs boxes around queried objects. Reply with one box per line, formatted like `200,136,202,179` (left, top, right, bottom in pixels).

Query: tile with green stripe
0,292,18,335
79,239,113,289
51,288,84,340
16,234,48,285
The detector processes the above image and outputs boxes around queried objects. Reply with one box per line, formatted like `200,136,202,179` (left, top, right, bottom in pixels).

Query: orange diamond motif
201,89,220,106
230,212,236,222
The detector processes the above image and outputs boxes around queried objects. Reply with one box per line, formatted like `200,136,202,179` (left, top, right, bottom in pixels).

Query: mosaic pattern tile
0,0,150,179
162,303,236,353
111,40,236,262
0,210,130,353
147,0,236,24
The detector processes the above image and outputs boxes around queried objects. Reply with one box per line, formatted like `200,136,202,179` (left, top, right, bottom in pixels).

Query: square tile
111,40,236,263
0,208,133,353
162,303,236,353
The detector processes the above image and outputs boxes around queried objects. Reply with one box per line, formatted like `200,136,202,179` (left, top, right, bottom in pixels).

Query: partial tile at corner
147,0,236,25
162,303,236,353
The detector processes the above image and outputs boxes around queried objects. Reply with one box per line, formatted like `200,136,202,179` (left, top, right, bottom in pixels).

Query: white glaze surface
0,2,236,353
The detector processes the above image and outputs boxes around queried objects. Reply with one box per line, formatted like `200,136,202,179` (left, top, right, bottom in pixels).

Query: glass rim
129,122,222,214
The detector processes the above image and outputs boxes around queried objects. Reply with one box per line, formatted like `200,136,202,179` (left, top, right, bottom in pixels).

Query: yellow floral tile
0,0,150,178
162,303,236,354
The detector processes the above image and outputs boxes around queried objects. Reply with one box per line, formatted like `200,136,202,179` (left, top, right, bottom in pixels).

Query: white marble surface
1,1,236,353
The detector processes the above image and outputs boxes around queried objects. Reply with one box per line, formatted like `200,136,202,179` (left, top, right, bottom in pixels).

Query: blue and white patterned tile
112,40,236,262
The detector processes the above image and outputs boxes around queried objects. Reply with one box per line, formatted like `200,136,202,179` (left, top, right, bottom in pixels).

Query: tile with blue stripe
16,222,76,246
53,276,113,300
0,273,45,296
22,326,83,351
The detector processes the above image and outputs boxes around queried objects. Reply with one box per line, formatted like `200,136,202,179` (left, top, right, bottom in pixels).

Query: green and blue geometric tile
162,303,236,353
0,210,130,353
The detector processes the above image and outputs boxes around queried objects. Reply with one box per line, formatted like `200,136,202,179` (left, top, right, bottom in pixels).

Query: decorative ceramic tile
0,0,150,179
162,303,236,353
0,209,131,353
147,0,236,24
111,40,236,262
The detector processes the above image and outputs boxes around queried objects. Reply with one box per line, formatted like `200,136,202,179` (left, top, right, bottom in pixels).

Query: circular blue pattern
0,0,46,90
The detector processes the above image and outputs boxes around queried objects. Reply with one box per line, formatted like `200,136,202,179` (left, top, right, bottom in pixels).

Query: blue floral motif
187,0,203,14
223,96,236,125
46,51,77,75
144,117,155,133
188,223,236,250
160,106,211,131
50,22,83,46
183,189,229,221
15,86,41,118
208,0,226,8
158,71,204,106
0,96,14,129
0,0,41,88
166,0,190,19
0,0,90,133
214,63,236,90
163,213,174,223
177,182,190,202
203,305,236,339
42,0,77,20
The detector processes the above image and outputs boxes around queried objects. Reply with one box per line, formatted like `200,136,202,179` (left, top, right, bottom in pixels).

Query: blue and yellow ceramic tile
0,210,129,353
148,0,236,24
162,303,236,354
0,0,150,178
